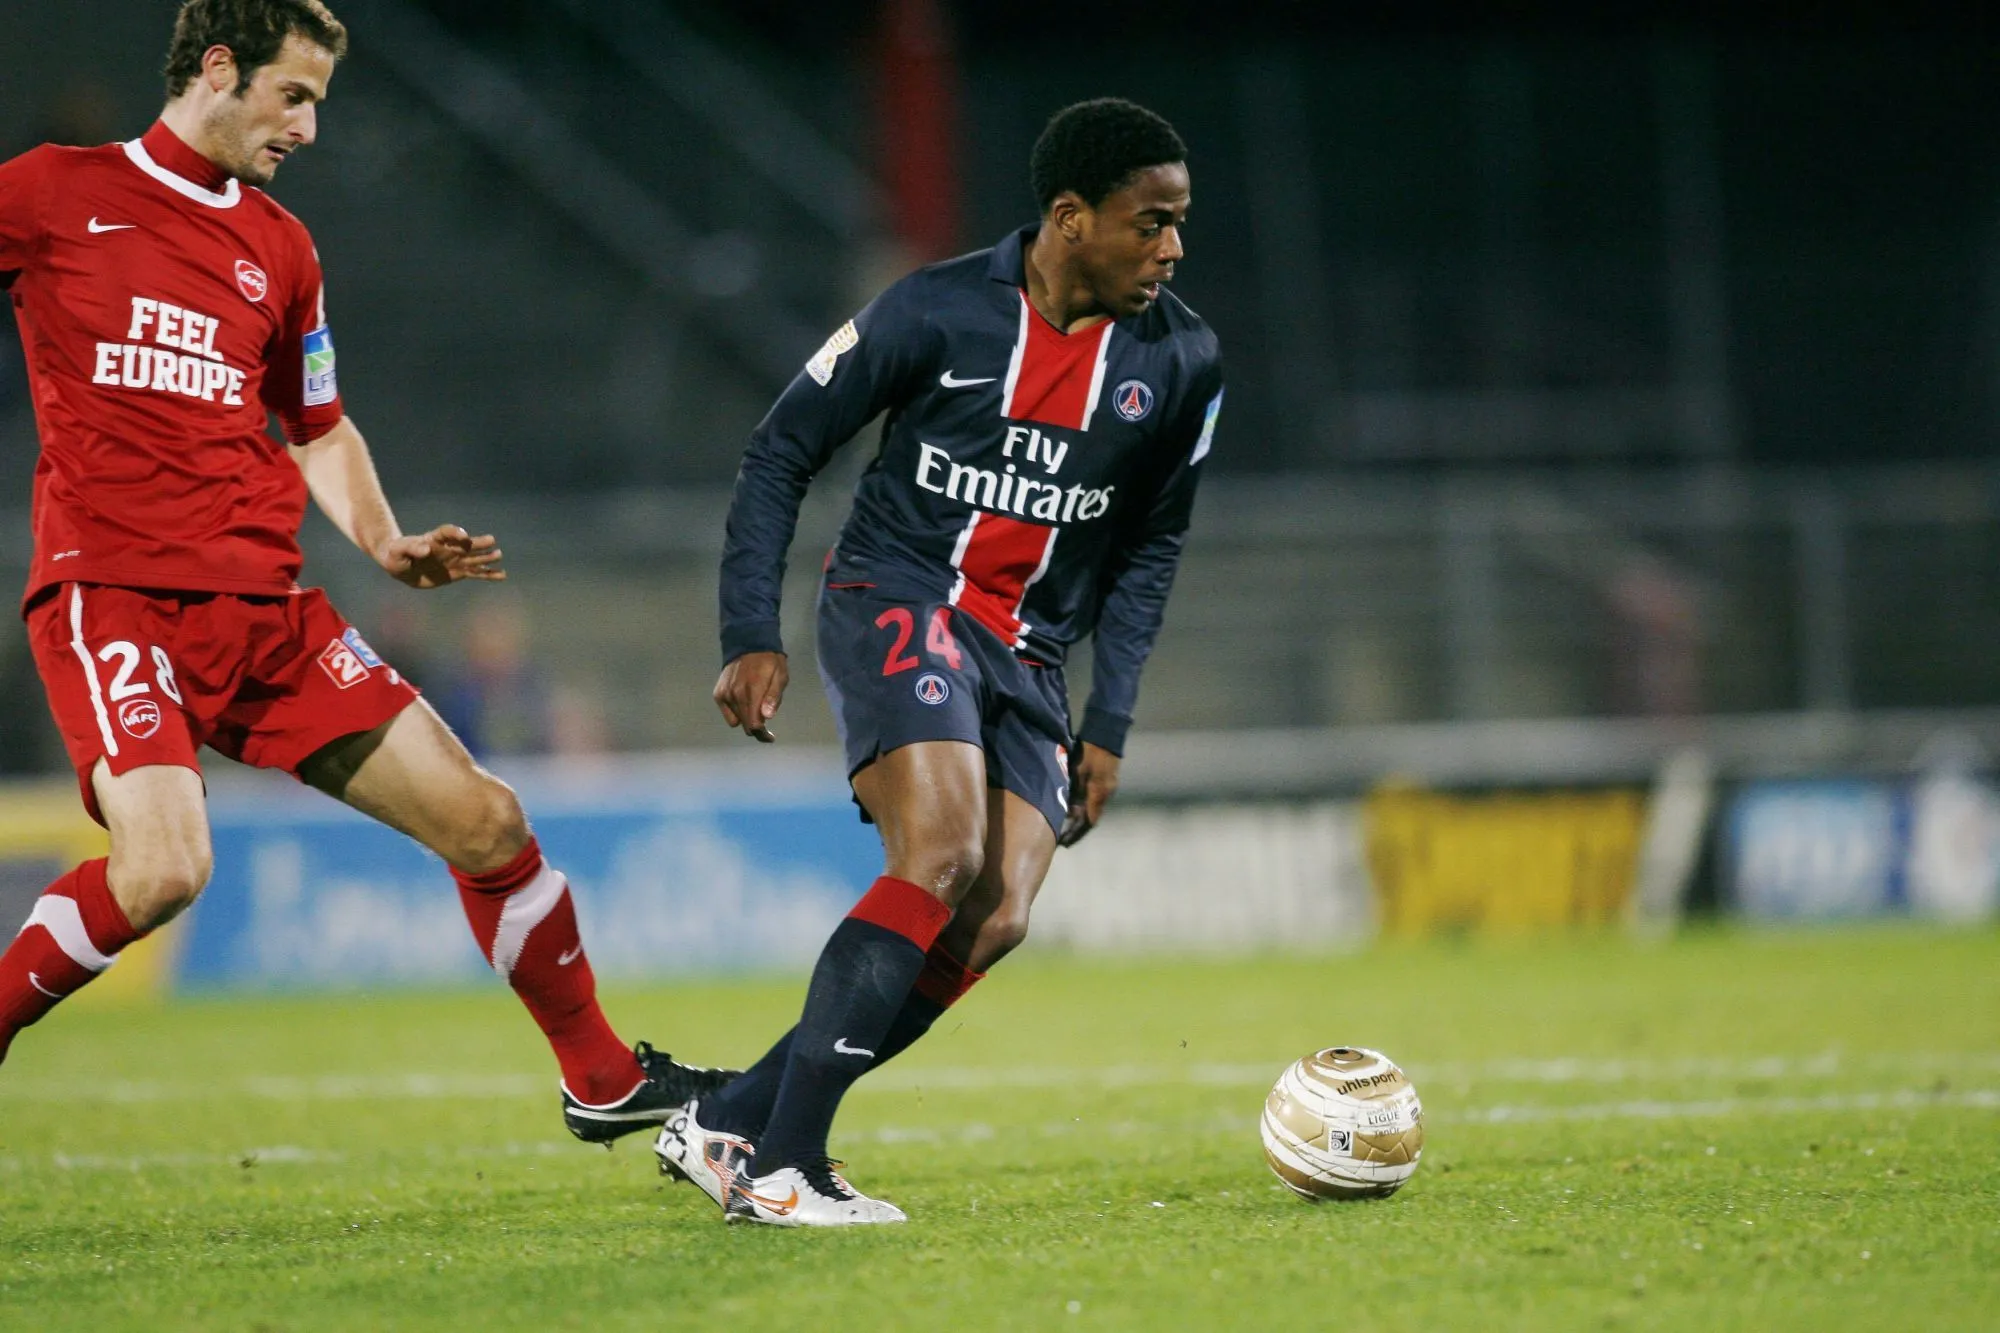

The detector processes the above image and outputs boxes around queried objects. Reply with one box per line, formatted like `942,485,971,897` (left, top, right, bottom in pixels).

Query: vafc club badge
234,259,268,303
118,697,162,740
1112,378,1153,422
317,636,371,690
914,673,950,706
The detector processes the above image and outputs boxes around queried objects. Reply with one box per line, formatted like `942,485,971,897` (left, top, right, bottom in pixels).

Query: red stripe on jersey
999,291,1113,431
948,511,1059,647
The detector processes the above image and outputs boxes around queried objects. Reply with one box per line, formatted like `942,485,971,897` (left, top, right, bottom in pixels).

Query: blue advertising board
176,753,883,991
1725,779,1907,919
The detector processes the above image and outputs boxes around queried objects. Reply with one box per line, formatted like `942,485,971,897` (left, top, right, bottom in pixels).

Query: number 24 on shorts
874,607,962,676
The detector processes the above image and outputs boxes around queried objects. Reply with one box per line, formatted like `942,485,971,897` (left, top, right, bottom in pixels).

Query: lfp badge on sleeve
302,324,337,406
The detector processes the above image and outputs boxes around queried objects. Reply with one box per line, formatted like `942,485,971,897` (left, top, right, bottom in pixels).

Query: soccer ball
1260,1046,1424,1200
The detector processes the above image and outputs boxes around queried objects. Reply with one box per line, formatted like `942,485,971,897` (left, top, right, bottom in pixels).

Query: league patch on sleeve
302,324,338,407
1190,388,1223,464
804,319,859,386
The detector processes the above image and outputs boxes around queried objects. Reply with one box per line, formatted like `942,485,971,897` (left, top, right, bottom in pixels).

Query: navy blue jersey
719,225,1224,755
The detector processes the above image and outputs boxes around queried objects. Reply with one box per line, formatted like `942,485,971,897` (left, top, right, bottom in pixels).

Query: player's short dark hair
1030,98,1187,212
163,0,349,99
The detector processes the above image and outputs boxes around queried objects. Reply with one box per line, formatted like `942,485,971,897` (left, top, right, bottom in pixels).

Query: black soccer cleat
561,1041,740,1145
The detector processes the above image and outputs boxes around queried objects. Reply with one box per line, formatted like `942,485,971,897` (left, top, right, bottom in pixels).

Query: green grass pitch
2,926,1997,1331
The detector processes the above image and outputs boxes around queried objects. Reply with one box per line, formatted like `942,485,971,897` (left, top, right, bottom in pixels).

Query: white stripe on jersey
1008,528,1060,648
997,293,1031,419
945,510,981,607
1078,324,1114,432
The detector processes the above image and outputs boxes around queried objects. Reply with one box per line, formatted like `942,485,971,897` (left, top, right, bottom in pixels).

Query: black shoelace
794,1155,856,1201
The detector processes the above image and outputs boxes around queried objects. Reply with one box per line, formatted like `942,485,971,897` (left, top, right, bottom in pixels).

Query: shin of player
452,835,642,1107
0,859,143,1064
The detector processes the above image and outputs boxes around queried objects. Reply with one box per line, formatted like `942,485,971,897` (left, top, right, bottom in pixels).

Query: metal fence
7,461,1996,771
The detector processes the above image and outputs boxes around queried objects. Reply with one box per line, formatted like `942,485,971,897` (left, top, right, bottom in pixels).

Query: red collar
139,120,232,193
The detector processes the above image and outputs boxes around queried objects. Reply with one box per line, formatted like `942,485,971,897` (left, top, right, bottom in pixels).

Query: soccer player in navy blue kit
658,99,1224,1225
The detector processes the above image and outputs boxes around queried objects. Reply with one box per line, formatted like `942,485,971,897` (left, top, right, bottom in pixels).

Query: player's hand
1058,742,1121,847
715,651,789,742
380,524,505,590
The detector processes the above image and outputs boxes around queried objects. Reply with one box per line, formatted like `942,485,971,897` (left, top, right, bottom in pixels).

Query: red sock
0,859,141,1065
453,839,642,1105
847,874,954,949
912,940,986,1009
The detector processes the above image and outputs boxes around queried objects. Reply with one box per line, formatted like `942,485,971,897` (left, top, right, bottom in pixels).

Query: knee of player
454,777,532,873
905,839,985,900
976,902,1032,964
115,848,213,930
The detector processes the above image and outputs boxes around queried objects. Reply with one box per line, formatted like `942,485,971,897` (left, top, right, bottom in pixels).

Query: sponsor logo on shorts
234,259,268,303
341,626,384,669
914,672,950,706
318,638,371,690
1112,378,1154,422
117,697,161,740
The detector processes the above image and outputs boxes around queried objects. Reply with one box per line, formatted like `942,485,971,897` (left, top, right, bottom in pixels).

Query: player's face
203,35,336,187
1080,162,1190,319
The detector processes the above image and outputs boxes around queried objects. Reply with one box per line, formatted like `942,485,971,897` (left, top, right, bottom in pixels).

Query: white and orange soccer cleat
654,1098,755,1211
724,1158,907,1227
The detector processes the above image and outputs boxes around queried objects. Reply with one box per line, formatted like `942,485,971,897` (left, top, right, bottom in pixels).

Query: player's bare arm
714,650,788,743
288,416,504,589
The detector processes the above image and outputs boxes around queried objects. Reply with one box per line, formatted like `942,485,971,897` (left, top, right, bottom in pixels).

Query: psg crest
1112,379,1153,422
914,673,950,706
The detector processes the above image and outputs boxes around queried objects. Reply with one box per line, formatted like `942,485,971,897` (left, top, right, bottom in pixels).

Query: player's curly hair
1029,98,1187,212
163,0,348,99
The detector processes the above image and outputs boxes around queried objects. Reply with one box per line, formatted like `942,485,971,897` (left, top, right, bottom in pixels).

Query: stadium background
3,0,2000,993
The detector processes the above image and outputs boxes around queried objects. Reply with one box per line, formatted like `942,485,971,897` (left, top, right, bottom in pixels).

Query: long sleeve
1078,369,1224,755
718,275,937,663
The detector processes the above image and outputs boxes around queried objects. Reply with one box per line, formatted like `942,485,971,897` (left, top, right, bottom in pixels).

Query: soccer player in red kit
0,0,728,1140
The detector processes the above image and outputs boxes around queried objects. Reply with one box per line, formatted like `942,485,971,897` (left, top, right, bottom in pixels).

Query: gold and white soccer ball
1261,1046,1424,1200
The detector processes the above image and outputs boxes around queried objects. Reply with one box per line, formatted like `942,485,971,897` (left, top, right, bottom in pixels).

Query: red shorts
26,582,419,824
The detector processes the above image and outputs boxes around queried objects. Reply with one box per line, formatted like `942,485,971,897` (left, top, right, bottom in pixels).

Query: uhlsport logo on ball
1261,1046,1424,1200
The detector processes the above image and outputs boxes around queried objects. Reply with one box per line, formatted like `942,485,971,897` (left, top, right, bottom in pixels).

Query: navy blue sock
755,877,949,1172
701,989,952,1141
700,1031,791,1138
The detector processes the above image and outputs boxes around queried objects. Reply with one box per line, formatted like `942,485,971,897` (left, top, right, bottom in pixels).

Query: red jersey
0,121,345,607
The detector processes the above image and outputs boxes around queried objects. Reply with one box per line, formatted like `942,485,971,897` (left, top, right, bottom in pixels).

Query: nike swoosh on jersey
556,944,584,966
938,370,996,388
832,1037,876,1058
86,218,137,233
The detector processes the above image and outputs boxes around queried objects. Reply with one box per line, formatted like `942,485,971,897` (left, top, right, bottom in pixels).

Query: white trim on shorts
66,586,120,759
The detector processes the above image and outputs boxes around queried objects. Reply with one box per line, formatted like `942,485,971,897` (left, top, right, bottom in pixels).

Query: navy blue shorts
815,581,1073,834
